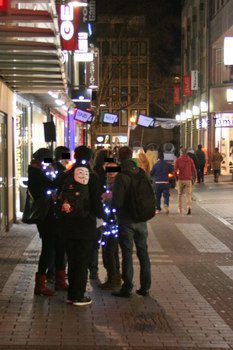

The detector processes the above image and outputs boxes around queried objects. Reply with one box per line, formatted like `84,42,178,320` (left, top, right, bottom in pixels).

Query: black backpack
124,168,156,222
60,167,90,219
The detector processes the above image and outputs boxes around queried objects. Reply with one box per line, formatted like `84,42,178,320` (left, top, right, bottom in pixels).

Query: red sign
183,75,191,96
57,4,80,51
0,0,8,12
173,86,180,104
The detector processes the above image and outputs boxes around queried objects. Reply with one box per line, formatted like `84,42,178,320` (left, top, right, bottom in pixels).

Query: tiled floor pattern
218,266,233,281
176,224,231,253
0,230,233,348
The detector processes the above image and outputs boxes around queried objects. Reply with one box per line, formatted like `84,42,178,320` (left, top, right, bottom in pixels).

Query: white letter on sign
60,5,74,21
61,21,74,41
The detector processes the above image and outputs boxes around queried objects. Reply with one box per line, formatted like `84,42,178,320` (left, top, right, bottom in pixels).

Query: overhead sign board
0,0,8,11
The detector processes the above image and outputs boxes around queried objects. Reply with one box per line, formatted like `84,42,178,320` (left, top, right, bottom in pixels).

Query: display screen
103,112,118,124
75,109,92,123
137,114,154,127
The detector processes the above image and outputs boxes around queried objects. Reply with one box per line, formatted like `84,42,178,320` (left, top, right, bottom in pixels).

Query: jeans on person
118,221,151,292
155,183,170,210
177,180,192,210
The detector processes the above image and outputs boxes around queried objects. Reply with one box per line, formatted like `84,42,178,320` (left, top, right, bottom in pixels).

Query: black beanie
33,148,52,162
74,146,92,165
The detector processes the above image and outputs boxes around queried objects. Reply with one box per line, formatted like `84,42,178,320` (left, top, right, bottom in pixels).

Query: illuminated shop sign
191,70,198,90
88,0,96,21
215,113,233,127
96,135,110,144
0,0,8,11
86,50,99,88
196,118,207,129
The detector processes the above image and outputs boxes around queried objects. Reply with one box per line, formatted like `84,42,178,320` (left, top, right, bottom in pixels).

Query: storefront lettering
216,118,233,127
60,5,74,41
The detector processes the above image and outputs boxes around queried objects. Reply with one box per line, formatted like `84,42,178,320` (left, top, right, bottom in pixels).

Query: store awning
0,0,72,110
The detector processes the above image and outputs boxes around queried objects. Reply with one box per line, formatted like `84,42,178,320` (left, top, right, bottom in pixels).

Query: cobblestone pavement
0,176,233,349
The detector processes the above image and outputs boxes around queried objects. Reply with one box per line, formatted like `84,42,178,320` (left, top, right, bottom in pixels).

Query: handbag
22,190,52,224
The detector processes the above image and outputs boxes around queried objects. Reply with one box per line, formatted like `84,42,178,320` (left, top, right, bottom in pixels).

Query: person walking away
98,160,121,290
150,151,173,214
174,148,197,215
28,148,67,296
195,144,206,183
60,146,103,306
111,146,153,297
187,148,200,184
211,147,223,182
146,145,157,172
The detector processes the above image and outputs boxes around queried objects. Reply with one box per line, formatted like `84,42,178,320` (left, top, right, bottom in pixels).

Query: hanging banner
183,75,191,96
173,86,180,104
0,0,8,11
88,0,96,21
86,50,99,88
57,4,80,51
191,70,198,90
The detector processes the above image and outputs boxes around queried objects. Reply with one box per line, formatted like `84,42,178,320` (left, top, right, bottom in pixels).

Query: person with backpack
60,146,103,306
111,146,155,298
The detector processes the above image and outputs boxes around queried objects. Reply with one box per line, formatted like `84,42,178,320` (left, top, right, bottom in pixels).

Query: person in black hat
61,146,103,306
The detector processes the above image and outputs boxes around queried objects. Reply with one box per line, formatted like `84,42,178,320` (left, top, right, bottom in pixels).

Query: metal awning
0,0,73,111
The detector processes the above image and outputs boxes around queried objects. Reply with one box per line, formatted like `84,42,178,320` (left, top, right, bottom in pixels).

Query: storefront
214,113,233,175
95,134,111,149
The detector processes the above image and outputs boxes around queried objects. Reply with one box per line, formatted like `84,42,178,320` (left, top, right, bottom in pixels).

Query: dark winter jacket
195,149,206,166
61,166,103,240
174,155,197,182
187,152,200,172
111,159,141,223
150,159,173,183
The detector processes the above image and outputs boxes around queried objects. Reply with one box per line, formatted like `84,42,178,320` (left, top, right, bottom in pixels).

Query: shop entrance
0,112,8,232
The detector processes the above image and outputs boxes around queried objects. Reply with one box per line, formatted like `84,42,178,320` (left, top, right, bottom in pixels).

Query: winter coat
150,159,173,183
211,151,223,170
61,167,103,240
195,149,206,166
112,159,141,224
145,150,157,172
187,153,200,172
174,155,197,182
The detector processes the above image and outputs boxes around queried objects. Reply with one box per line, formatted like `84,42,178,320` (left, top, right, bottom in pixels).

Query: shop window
140,41,147,56
121,109,128,126
112,41,119,56
131,87,138,103
121,41,128,56
102,41,109,56
130,41,138,56
121,64,128,79
121,87,128,102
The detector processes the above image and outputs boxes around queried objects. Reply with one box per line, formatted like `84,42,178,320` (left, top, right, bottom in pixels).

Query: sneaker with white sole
72,297,92,306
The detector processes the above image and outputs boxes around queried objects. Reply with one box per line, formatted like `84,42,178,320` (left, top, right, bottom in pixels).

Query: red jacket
174,155,197,181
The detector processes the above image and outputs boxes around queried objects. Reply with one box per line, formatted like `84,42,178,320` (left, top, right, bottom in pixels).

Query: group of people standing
27,145,153,306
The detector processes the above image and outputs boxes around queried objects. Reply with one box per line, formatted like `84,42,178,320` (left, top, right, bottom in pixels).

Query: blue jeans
155,183,170,210
118,222,151,292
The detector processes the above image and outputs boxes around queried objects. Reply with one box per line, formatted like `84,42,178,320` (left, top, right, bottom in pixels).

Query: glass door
0,112,7,232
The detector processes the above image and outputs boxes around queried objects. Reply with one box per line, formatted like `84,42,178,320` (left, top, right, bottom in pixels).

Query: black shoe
136,288,149,297
187,208,191,215
112,288,131,298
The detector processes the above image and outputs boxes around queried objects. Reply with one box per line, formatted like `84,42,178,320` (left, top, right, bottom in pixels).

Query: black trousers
65,238,94,300
198,164,205,182
37,220,66,275
102,235,120,280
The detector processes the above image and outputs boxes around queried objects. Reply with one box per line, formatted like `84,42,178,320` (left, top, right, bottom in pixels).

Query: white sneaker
72,297,92,306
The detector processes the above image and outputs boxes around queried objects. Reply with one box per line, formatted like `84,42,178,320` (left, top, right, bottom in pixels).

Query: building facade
180,0,233,174
93,16,150,148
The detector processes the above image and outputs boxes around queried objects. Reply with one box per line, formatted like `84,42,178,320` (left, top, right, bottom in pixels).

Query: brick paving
0,178,233,349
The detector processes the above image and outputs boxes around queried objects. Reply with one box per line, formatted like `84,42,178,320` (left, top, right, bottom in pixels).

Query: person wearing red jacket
174,148,197,215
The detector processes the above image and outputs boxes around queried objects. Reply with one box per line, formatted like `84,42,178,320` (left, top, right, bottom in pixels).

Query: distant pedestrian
111,146,152,297
174,148,197,215
187,148,200,184
195,144,206,183
146,145,157,172
211,147,223,183
150,151,173,214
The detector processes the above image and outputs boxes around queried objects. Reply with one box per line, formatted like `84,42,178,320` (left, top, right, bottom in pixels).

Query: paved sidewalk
0,181,233,349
